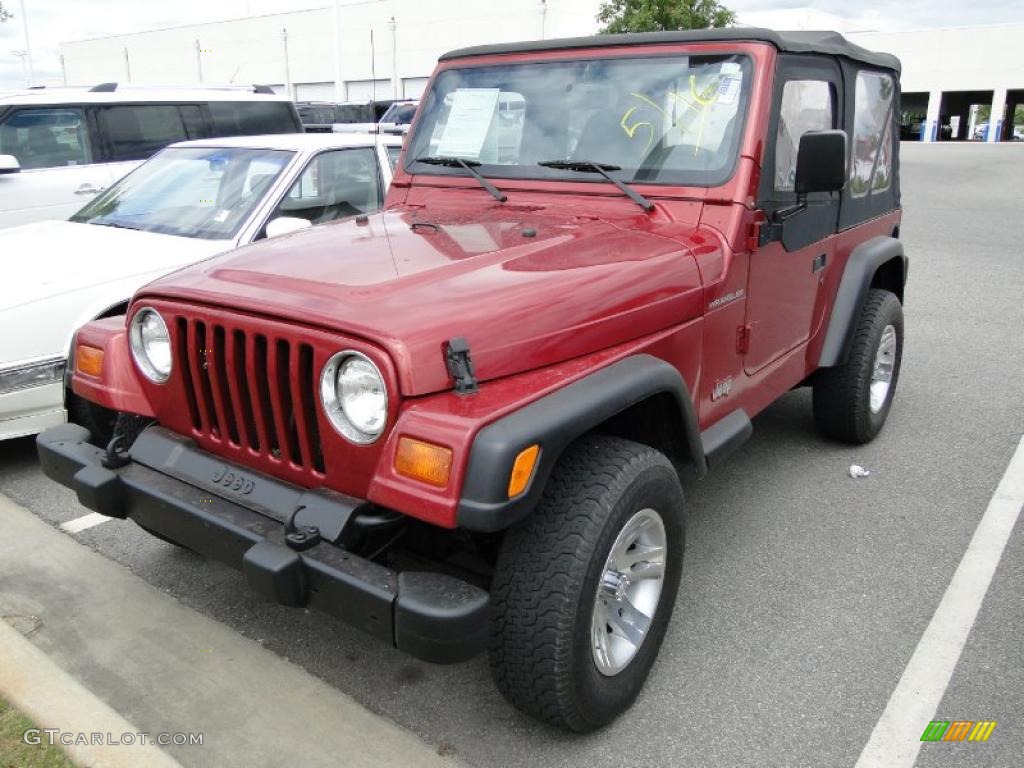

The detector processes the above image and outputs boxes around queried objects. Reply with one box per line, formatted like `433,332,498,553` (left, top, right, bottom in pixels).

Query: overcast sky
2,0,1022,89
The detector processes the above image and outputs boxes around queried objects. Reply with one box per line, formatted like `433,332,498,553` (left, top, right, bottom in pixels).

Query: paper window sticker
720,62,742,75
213,209,230,223
436,88,501,159
717,76,742,105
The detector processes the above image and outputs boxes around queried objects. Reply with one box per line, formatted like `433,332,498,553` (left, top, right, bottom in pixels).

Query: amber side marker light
395,436,453,488
75,345,104,377
508,444,540,498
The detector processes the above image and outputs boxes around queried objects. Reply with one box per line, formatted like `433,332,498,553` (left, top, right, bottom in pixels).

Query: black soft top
440,28,900,72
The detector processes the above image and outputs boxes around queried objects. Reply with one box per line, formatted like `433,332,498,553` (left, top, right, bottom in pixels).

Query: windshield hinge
756,218,783,247
445,337,479,395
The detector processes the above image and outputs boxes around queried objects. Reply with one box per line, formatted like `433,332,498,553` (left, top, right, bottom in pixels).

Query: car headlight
320,351,387,444
129,307,172,383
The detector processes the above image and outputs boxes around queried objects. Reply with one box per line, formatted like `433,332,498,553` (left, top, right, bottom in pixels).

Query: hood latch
445,337,479,395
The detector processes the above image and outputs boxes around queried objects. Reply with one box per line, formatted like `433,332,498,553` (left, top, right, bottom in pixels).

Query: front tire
489,436,685,732
813,288,904,443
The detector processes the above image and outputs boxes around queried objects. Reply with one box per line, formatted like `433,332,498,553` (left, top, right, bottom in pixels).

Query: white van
0,84,301,229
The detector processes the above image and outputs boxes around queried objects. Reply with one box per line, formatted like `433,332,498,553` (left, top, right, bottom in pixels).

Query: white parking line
60,512,112,534
855,435,1024,767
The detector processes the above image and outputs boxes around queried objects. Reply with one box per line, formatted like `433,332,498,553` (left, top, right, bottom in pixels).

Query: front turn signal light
75,345,104,377
507,444,540,498
395,436,453,488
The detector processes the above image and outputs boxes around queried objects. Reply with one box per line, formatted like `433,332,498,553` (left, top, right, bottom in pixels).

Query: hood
0,220,230,312
137,205,707,396
0,220,231,366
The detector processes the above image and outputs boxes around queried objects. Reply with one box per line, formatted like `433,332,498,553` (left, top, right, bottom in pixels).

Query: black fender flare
818,236,907,368
456,354,705,533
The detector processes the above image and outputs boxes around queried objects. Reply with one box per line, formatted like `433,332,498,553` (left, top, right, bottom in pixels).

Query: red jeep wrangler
39,29,905,731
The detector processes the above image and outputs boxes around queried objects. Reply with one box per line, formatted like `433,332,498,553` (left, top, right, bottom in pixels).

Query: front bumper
0,382,65,440
37,423,489,664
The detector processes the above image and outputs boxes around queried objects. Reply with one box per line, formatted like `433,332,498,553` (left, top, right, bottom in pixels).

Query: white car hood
0,220,231,366
0,221,229,312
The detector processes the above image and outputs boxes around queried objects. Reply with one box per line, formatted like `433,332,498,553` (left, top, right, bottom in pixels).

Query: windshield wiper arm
415,156,507,202
90,220,141,230
538,160,654,212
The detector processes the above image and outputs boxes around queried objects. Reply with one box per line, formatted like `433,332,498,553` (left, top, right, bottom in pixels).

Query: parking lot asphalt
1,142,1022,768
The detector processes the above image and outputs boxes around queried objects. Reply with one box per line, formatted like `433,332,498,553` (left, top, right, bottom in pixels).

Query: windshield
381,102,417,125
71,147,293,239
406,53,751,187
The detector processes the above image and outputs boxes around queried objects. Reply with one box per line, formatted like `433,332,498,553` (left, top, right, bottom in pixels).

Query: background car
295,101,340,133
0,131,401,441
0,84,301,230
376,100,419,134
323,101,380,133
296,100,381,133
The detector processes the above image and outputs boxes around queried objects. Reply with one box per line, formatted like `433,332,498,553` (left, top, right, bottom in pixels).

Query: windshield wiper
89,220,141,230
415,156,507,202
538,160,654,212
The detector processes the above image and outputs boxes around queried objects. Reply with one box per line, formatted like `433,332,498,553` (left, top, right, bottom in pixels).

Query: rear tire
813,289,903,443
488,435,685,732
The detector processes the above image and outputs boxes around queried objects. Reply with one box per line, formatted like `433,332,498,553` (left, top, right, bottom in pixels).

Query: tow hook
285,524,322,551
101,413,155,469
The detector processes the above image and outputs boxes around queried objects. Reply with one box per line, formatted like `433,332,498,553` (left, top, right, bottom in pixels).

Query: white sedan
0,131,403,441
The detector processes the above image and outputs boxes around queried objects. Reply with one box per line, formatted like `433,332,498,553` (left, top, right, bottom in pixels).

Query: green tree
0,2,12,22
597,0,736,33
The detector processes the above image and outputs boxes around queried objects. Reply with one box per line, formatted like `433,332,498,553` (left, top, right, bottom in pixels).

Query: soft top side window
851,71,895,198
774,80,835,191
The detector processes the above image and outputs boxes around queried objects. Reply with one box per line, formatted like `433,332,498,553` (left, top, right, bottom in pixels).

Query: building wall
850,24,1024,142
60,9,1024,139
61,0,603,100
848,24,1022,94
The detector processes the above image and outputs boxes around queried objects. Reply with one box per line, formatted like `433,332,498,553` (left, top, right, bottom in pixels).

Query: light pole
12,50,29,87
388,16,398,100
17,0,33,85
333,0,343,102
281,28,292,100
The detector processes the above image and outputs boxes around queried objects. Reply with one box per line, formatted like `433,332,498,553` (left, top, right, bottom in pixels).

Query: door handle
75,184,103,195
812,253,827,273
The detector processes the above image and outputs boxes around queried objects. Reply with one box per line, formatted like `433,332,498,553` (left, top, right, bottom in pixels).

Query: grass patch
0,696,76,768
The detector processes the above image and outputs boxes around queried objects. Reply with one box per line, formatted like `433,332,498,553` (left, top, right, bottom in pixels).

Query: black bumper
37,424,489,664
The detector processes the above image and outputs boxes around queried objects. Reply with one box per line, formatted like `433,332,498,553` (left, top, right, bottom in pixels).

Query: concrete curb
0,618,183,768
0,491,455,768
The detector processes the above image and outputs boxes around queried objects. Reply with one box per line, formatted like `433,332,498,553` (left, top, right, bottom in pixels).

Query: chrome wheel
869,324,897,414
591,508,667,676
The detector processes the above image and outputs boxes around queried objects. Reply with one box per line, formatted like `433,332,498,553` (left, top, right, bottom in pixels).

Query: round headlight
320,351,387,444
129,307,172,383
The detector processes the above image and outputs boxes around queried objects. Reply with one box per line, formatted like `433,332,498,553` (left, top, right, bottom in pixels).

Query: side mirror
265,216,312,238
794,130,847,195
0,154,21,175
